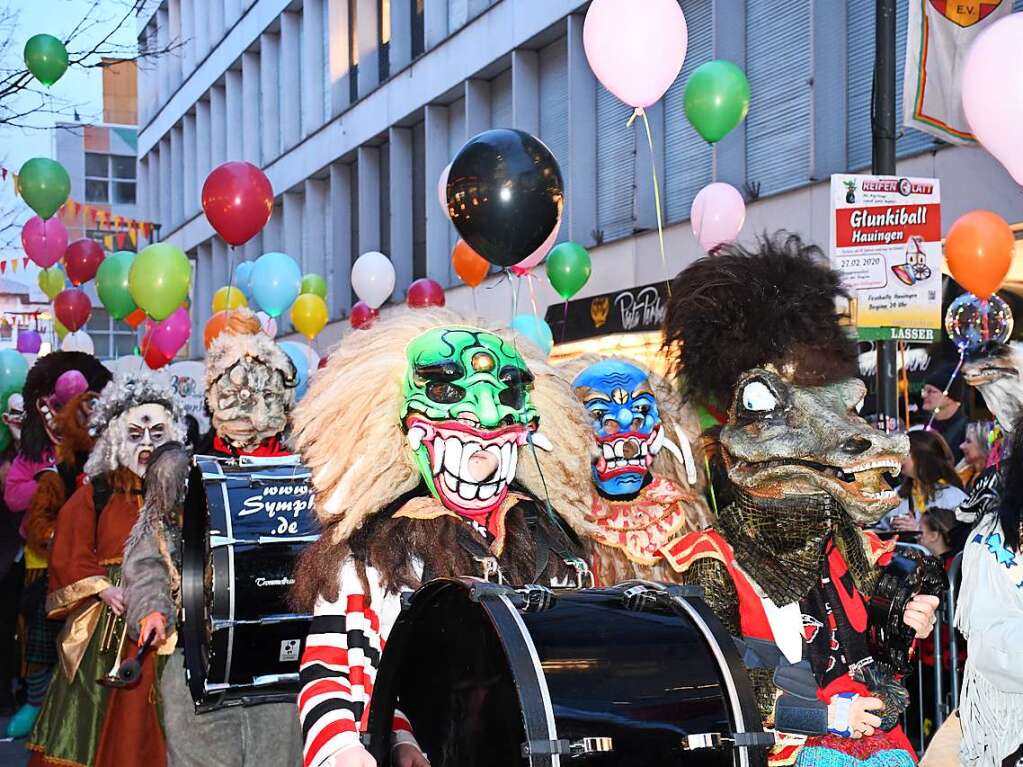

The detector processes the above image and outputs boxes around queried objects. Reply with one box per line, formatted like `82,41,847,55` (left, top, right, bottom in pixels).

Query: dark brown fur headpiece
662,232,858,406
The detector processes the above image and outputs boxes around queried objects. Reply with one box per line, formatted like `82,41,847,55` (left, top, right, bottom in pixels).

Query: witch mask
113,403,174,478
401,327,543,522
573,360,677,497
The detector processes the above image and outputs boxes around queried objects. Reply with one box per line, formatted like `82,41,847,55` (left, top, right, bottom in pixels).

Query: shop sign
545,281,669,343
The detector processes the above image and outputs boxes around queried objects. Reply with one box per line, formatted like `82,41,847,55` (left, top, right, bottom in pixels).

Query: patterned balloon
944,293,1013,353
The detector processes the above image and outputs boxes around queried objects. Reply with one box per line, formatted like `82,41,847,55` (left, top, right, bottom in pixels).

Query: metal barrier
893,543,964,754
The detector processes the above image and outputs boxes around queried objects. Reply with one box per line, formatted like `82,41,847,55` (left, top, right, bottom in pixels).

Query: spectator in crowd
958,421,994,491
876,430,967,533
921,364,969,464
955,416,1023,767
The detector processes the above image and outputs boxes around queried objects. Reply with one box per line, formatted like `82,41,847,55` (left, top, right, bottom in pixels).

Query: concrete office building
136,0,1023,359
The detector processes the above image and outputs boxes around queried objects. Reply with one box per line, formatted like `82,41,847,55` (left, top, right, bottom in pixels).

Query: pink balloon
583,0,688,109
437,163,451,218
510,220,562,276
21,216,68,268
690,182,746,253
256,310,277,337
151,306,191,357
962,14,1023,185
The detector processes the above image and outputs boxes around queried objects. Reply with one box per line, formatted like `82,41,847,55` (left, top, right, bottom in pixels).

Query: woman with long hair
876,430,966,533
955,416,1023,766
959,421,994,491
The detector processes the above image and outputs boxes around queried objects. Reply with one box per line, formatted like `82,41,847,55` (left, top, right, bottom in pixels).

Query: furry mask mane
662,231,858,406
205,308,298,395
291,307,595,543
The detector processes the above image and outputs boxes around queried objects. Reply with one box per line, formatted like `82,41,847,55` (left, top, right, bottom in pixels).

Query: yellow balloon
54,318,69,341
211,286,248,313
290,294,328,340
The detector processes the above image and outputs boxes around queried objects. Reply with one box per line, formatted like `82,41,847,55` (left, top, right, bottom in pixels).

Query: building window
84,152,137,205
411,0,424,58
87,308,138,360
379,0,391,82
412,121,426,279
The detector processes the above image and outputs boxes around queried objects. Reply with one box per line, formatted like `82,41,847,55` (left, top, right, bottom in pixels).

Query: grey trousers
160,651,303,767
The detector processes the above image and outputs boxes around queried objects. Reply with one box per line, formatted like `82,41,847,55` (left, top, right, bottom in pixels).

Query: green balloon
545,242,592,301
96,251,138,320
684,60,751,144
37,266,65,300
18,158,70,220
300,273,328,299
0,349,29,401
24,34,68,87
129,243,192,321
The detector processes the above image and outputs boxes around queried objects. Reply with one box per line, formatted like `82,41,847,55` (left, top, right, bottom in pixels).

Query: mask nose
476,389,501,427
615,407,633,429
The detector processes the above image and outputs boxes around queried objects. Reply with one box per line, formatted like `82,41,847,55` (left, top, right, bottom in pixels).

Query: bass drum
181,455,319,711
367,579,770,767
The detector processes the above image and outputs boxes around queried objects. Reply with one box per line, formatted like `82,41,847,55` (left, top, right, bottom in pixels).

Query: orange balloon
452,239,489,288
204,311,230,349
123,307,146,329
945,210,1015,299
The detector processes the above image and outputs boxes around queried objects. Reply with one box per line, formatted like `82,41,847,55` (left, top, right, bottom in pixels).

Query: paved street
0,718,28,767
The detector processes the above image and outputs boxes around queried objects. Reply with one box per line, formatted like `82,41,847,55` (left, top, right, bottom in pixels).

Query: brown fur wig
20,351,111,462
23,391,100,556
661,232,858,408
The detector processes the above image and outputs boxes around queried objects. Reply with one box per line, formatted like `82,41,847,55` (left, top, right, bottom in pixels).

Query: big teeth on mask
431,439,445,474
639,441,648,456
459,441,483,479
614,441,625,458
443,437,463,475
406,426,426,452
530,432,554,452
458,480,479,501
673,425,699,485
650,426,665,455
500,443,513,477
602,444,614,460
443,471,459,495
478,482,498,501
661,435,686,469
505,445,518,482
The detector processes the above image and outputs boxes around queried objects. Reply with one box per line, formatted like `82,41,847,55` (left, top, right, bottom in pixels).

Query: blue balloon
250,252,301,318
235,261,254,300
509,314,554,357
278,341,310,400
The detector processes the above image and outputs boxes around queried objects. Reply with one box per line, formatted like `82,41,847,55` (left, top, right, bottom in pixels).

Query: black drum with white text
367,579,770,767
181,455,318,711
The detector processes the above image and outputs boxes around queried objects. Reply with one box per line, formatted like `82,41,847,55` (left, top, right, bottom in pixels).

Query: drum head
390,583,524,767
181,461,212,705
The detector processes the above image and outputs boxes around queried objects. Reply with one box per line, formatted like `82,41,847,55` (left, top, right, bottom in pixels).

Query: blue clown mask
573,360,666,497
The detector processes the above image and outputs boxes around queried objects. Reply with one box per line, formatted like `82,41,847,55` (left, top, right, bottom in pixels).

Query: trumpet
97,574,129,688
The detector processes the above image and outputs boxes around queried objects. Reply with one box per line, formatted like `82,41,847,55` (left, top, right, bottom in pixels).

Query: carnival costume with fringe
661,234,919,767
28,371,185,767
290,308,592,767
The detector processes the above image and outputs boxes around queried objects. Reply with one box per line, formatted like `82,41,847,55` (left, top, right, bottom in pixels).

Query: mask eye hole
426,382,465,404
740,380,778,413
499,386,525,409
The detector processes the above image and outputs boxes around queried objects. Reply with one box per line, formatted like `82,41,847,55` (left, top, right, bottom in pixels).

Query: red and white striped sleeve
298,559,418,767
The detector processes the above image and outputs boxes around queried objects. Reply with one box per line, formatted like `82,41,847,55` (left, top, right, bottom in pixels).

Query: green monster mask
402,327,541,523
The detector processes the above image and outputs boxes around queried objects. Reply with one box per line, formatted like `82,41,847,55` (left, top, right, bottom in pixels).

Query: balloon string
925,348,965,431
561,301,568,343
508,270,520,321
635,108,670,297
525,272,541,319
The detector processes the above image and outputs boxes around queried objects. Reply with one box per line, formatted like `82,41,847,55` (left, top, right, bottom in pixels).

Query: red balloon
349,300,379,330
202,161,274,246
64,238,105,286
318,355,329,369
141,324,172,369
406,278,446,309
123,307,146,329
53,288,92,332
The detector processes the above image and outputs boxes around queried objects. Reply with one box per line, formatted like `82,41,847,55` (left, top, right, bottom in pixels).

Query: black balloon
446,129,564,268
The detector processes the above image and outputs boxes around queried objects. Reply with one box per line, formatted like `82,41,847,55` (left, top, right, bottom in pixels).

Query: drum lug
565,558,594,589
683,732,777,751
516,584,556,613
521,736,613,758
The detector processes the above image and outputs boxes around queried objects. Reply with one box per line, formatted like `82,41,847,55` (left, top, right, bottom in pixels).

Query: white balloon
437,162,452,219
61,330,95,355
351,251,396,310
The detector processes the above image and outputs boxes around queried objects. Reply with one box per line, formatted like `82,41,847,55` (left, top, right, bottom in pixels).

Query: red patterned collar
212,434,290,457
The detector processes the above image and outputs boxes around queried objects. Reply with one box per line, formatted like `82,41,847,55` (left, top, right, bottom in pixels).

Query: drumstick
115,632,156,686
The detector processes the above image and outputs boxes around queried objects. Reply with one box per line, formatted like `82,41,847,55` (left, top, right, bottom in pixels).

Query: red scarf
212,434,290,457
